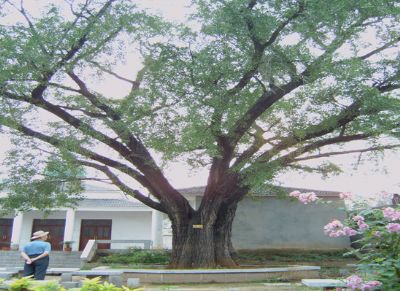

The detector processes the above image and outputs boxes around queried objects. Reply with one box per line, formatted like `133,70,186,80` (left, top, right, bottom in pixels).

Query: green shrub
80,277,104,291
4,277,142,291
99,249,170,265
33,281,65,291
80,277,142,291
7,278,65,291
9,277,34,291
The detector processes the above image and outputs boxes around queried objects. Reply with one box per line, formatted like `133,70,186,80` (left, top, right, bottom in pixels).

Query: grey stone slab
60,281,80,289
47,267,80,274
60,273,73,282
0,273,13,280
121,266,320,274
302,279,346,287
119,266,321,284
109,275,123,287
126,278,140,288
72,270,123,276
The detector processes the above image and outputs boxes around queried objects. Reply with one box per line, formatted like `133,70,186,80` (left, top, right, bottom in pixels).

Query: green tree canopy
0,0,399,268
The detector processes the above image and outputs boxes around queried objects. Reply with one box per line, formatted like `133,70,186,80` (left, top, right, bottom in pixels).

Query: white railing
80,239,153,263
80,239,97,263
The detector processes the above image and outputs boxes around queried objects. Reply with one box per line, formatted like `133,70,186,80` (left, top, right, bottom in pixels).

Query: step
0,251,82,268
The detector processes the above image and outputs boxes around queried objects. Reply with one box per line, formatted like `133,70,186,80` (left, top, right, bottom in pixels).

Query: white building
0,183,176,251
0,183,350,252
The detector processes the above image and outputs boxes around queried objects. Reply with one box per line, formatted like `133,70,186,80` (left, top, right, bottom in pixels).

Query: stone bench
302,279,346,290
0,268,78,280
46,268,80,275
71,269,123,277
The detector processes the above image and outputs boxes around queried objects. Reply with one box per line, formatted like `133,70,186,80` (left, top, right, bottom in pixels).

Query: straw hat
31,230,49,240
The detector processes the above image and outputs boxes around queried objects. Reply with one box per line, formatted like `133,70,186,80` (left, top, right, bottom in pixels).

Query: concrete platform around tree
120,265,320,284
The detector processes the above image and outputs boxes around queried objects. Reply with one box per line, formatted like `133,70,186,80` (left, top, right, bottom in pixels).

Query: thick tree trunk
214,202,239,267
168,202,239,268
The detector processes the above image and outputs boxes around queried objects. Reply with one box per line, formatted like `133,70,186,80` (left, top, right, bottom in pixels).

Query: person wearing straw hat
20,230,51,280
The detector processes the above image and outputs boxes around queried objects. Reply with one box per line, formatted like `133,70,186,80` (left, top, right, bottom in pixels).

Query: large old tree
0,0,399,267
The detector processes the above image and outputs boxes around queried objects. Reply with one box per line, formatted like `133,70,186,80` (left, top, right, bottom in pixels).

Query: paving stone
60,281,80,289
109,275,123,287
0,273,13,280
126,278,140,288
60,273,73,282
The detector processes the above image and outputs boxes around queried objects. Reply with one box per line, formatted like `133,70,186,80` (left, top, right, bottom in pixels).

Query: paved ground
140,283,313,290
42,276,316,290
43,277,313,290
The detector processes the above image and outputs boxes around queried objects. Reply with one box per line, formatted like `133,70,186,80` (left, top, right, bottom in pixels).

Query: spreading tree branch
28,0,117,100
58,105,107,118
230,1,304,97
0,114,167,201
359,36,400,60
2,90,135,163
76,160,166,212
88,60,139,86
275,133,371,166
67,71,121,120
233,123,267,167
229,16,379,154
261,1,305,48
290,144,400,162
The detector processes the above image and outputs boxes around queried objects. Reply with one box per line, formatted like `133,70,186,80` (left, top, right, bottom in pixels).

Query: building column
63,209,76,250
151,210,163,249
10,212,23,250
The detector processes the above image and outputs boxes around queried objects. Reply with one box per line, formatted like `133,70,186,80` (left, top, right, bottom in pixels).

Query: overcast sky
1,0,399,199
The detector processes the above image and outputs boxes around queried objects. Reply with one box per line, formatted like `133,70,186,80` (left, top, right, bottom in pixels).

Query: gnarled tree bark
168,184,243,268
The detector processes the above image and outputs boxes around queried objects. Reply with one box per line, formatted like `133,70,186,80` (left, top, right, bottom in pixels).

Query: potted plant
63,241,74,252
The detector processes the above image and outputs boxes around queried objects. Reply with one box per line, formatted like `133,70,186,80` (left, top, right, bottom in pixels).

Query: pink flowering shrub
289,190,319,204
344,275,383,291
321,192,400,290
382,207,400,221
289,189,399,288
324,219,358,237
346,275,363,290
386,222,400,233
340,192,352,200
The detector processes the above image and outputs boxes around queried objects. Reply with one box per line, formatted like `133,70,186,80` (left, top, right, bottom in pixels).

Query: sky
135,1,400,197
0,0,399,200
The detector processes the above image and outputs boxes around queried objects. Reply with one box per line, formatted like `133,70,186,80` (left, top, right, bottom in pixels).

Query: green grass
91,249,355,266
97,248,170,265
236,249,356,264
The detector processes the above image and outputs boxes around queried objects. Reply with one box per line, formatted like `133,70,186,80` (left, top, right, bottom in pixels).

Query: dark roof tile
177,186,340,197
77,199,144,208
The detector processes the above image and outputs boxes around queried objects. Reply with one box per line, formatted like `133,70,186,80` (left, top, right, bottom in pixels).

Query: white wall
19,211,66,248
14,210,152,251
232,197,350,250
73,211,152,250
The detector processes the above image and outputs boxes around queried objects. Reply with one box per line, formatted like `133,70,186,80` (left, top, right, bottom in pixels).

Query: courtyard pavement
141,282,312,290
